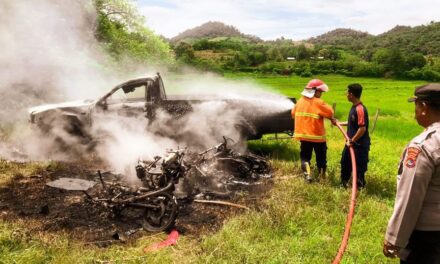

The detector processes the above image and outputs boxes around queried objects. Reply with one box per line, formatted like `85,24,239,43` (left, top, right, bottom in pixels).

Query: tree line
173,37,440,81
91,0,440,81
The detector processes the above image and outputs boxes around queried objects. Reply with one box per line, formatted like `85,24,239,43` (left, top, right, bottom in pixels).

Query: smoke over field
0,0,293,178
0,0,108,121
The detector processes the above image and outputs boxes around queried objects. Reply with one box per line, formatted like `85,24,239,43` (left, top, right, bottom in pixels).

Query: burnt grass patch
0,161,273,245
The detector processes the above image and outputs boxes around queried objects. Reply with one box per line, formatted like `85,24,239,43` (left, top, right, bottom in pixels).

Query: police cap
408,83,440,105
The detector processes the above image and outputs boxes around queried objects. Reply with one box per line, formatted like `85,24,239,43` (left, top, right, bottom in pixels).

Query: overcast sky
137,0,439,40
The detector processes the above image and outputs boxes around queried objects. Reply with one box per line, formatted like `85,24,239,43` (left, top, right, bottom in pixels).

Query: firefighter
339,83,370,189
383,84,440,263
291,79,335,182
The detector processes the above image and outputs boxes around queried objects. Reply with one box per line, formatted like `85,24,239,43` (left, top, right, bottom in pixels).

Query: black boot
318,167,326,181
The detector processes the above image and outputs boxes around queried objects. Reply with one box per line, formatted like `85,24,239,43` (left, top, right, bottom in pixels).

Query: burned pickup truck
29,73,294,142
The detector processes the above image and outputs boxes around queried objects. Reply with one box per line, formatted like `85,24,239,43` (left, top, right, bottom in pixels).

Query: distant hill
308,28,373,47
373,22,440,55
171,21,440,56
307,22,440,55
171,21,261,43
379,25,412,35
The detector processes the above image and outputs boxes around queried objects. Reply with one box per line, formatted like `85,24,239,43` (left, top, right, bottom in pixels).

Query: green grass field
0,74,429,263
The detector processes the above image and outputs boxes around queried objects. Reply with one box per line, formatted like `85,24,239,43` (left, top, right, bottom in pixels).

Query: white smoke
0,0,294,181
91,114,177,183
88,73,293,179
0,0,122,160
0,0,113,121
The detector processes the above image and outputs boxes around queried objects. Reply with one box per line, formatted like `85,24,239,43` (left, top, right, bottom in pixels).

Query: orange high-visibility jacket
291,97,334,142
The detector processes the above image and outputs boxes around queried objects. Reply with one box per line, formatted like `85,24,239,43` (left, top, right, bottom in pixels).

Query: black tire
142,192,178,232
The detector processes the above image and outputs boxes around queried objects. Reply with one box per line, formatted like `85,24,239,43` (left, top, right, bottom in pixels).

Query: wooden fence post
370,108,380,134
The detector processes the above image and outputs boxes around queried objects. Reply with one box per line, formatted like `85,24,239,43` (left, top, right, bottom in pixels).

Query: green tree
193,39,212,50
94,0,172,63
327,48,340,61
359,49,374,62
248,51,266,66
387,49,405,74
372,48,391,65
296,44,311,61
318,48,330,59
373,48,405,75
267,47,283,62
231,52,250,68
405,53,427,69
174,42,195,62
427,55,435,66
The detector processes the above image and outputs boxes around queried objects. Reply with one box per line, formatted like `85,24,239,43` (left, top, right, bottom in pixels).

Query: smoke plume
0,0,118,159
0,0,294,181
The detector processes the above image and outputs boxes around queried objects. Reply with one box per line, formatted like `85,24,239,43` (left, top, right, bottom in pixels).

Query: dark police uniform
385,83,440,263
340,102,370,188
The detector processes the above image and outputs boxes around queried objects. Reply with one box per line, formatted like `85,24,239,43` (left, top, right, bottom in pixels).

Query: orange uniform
291,97,334,142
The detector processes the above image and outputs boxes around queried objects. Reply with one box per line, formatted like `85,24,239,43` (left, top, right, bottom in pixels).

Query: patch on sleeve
356,104,365,126
404,147,421,168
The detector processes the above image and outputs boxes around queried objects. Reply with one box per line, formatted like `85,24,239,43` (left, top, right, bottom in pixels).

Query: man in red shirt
291,79,335,182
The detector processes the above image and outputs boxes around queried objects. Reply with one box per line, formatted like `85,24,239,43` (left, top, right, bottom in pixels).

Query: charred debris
47,137,272,233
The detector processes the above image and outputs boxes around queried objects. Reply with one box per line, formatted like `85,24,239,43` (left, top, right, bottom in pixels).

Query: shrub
422,69,440,81
300,69,313,77
314,61,335,73
352,62,384,77
404,68,424,80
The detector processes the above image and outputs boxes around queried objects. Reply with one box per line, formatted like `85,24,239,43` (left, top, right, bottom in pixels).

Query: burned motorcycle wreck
135,137,271,198
51,138,271,233
83,150,185,232
180,137,271,198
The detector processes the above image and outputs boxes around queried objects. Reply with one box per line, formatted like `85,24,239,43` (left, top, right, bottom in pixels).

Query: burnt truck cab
95,75,164,120
30,73,294,140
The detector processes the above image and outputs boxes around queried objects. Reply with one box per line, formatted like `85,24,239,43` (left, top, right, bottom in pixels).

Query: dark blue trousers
300,141,327,169
401,230,440,264
340,145,369,188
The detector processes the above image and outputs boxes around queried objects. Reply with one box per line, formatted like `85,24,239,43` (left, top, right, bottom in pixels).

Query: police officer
384,83,440,263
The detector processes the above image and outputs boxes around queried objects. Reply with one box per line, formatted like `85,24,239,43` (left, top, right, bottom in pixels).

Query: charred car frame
29,73,294,141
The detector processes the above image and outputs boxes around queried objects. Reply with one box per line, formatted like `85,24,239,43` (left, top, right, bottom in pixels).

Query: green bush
352,62,384,77
300,69,313,77
259,62,285,74
335,69,352,76
314,61,336,73
422,69,440,81
189,58,223,73
237,66,257,73
404,68,424,80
